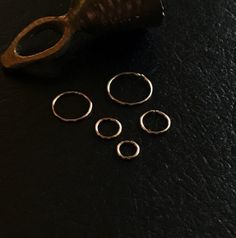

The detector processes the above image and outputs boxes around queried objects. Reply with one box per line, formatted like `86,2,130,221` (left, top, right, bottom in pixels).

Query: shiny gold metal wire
140,110,171,135
117,140,140,160
107,72,153,106
95,117,122,139
52,91,93,122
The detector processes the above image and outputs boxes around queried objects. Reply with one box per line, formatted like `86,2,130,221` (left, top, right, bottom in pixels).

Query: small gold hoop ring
107,72,153,106
140,110,171,135
117,140,140,160
95,118,122,139
52,91,93,122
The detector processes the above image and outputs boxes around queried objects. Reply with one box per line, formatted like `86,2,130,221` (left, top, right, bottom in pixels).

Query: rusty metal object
1,0,164,69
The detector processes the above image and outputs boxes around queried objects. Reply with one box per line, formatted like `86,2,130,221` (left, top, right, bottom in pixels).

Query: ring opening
17,21,65,56
120,143,137,156
143,111,168,131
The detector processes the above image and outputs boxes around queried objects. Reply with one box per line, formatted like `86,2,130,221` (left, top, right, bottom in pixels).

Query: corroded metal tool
1,0,164,69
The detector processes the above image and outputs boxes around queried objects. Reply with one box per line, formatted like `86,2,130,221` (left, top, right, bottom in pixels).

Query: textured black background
0,0,235,238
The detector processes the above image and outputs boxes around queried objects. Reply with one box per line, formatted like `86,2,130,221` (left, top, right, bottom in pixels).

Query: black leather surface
0,0,235,237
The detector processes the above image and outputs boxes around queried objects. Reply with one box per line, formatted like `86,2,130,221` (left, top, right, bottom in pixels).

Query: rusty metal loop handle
1,16,73,69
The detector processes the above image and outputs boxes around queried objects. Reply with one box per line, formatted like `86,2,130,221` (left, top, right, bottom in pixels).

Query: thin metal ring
52,91,93,122
117,140,140,160
95,118,122,139
107,72,153,106
140,110,171,135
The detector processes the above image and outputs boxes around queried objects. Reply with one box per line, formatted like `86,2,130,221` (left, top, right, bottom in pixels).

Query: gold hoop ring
140,110,171,135
117,140,140,160
95,118,122,139
107,72,153,106
52,91,93,122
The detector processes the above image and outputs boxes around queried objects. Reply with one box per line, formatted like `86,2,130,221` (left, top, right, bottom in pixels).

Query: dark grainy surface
0,0,235,238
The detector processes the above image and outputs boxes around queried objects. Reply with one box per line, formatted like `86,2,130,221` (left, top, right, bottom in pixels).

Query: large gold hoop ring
107,72,153,106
